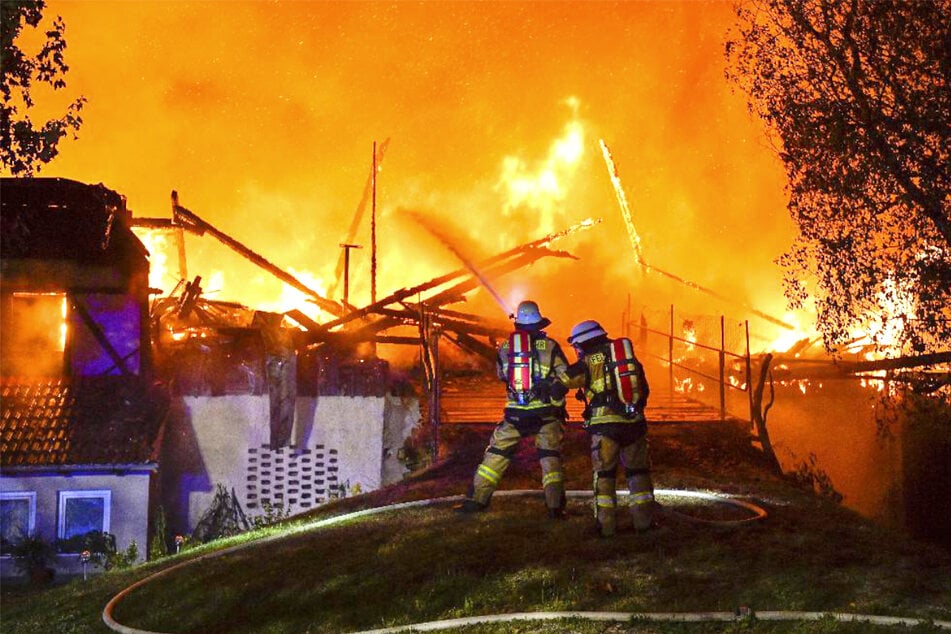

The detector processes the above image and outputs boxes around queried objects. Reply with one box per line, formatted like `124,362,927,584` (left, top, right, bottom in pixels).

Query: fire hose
101,490,949,633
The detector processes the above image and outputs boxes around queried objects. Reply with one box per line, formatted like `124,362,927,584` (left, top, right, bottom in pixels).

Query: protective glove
532,379,552,402
550,379,568,401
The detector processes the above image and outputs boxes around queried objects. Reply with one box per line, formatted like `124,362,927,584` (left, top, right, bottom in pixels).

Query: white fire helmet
568,320,607,345
513,300,551,329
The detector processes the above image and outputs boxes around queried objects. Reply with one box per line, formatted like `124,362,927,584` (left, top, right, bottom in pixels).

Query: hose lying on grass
101,490,947,634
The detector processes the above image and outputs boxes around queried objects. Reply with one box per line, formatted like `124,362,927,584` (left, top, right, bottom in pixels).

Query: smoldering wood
283,308,322,332
326,138,390,300
767,350,951,380
299,240,574,370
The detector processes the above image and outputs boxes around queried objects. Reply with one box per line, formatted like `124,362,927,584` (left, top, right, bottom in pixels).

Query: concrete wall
0,471,151,580
161,392,420,535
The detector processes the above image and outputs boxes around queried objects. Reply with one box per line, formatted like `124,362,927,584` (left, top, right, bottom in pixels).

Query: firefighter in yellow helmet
455,300,571,518
563,319,655,537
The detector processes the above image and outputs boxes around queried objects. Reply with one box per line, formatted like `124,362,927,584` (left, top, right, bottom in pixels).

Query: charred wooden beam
314,232,579,334
443,330,499,362
170,192,345,317
69,297,134,377
283,309,322,332
766,350,951,380
129,217,176,230
841,351,951,373
176,276,203,319
375,335,423,345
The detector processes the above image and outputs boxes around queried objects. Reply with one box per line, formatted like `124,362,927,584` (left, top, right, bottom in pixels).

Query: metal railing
628,305,753,422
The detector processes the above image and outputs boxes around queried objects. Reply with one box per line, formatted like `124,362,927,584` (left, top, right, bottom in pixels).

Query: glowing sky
17,0,800,346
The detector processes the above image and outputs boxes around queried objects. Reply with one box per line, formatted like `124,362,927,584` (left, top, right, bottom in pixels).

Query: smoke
27,1,801,347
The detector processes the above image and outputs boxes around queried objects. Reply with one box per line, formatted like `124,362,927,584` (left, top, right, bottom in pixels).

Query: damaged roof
0,377,169,472
0,177,147,266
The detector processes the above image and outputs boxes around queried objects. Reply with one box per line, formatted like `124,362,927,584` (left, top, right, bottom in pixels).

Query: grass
2,422,950,633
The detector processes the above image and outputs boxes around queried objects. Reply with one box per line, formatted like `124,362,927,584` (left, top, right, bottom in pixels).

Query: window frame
0,491,37,556
57,489,111,542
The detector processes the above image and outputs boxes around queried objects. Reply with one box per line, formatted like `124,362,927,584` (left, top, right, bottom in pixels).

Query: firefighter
454,300,571,518
563,319,655,537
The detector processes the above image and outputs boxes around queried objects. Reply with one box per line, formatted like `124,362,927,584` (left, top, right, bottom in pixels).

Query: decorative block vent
246,444,340,514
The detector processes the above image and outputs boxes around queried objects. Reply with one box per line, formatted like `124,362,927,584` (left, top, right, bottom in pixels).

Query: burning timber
134,193,594,362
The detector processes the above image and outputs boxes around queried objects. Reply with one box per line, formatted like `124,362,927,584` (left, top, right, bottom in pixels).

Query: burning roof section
0,177,148,278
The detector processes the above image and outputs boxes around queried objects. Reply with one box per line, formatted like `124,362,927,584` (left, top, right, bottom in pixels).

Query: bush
9,535,54,578
249,500,291,530
55,531,139,570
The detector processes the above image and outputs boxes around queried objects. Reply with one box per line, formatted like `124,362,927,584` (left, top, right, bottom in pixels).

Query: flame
860,276,917,354
255,267,328,321
496,100,585,238
763,312,816,354
60,296,67,351
682,320,697,352
133,229,173,292
28,2,830,345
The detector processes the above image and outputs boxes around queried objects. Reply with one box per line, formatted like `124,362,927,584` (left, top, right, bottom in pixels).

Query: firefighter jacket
563,339,649,426
497,330,570,419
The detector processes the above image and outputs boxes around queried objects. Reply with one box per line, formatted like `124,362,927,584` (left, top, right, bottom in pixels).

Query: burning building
1,177,165,579
0,178,422,580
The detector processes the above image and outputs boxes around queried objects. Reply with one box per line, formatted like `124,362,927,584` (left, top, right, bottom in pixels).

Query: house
0,177,167,581
150,291,421,537
1,177,423,579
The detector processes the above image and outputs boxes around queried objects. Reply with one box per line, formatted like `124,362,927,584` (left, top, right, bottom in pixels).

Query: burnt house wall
1,178,152,380
297,349,391,398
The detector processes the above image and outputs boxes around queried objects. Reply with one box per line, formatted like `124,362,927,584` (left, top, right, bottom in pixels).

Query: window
0,492,37,555
0,292,67,377
58,490,111,551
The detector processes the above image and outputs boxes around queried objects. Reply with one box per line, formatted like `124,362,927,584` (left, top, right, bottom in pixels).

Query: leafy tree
726,0,950,354
1,0,85,176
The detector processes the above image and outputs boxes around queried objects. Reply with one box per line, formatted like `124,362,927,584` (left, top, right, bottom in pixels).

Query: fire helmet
568,320,607,345
513,300,551,330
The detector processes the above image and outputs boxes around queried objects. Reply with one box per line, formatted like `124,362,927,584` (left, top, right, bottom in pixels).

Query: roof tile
0,377,169,469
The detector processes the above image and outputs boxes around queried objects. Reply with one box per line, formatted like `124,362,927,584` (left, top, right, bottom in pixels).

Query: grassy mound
3,423,949,633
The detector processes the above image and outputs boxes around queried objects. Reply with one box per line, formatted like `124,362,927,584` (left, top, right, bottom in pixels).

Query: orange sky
18,1,803,349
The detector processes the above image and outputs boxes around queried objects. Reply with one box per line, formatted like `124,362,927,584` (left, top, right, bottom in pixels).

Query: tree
1,0,85,176
726,0,950,355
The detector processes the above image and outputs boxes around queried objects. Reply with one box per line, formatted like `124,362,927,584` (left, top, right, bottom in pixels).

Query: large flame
496,100,586,243
18,1,844,351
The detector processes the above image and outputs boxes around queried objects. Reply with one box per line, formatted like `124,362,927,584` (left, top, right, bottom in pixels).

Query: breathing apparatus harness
576,338,646,422
505,330,565,408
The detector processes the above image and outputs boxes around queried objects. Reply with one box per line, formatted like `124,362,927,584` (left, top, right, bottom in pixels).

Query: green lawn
3,423,949,633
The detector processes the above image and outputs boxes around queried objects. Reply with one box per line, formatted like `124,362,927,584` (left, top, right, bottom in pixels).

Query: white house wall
0,471,151,578
163,393,419,535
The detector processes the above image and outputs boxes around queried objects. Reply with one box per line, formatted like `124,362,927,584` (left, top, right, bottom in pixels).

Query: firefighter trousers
468,417,565,511
590,426,654,536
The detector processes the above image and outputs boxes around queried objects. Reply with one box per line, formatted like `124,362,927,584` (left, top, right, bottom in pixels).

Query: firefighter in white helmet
563,319,655,536
455,300,571,518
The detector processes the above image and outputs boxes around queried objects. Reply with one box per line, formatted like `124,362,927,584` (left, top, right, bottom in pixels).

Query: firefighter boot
454,483,489,514
547,489,568,519
628,471,655,532
453,499,487,514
